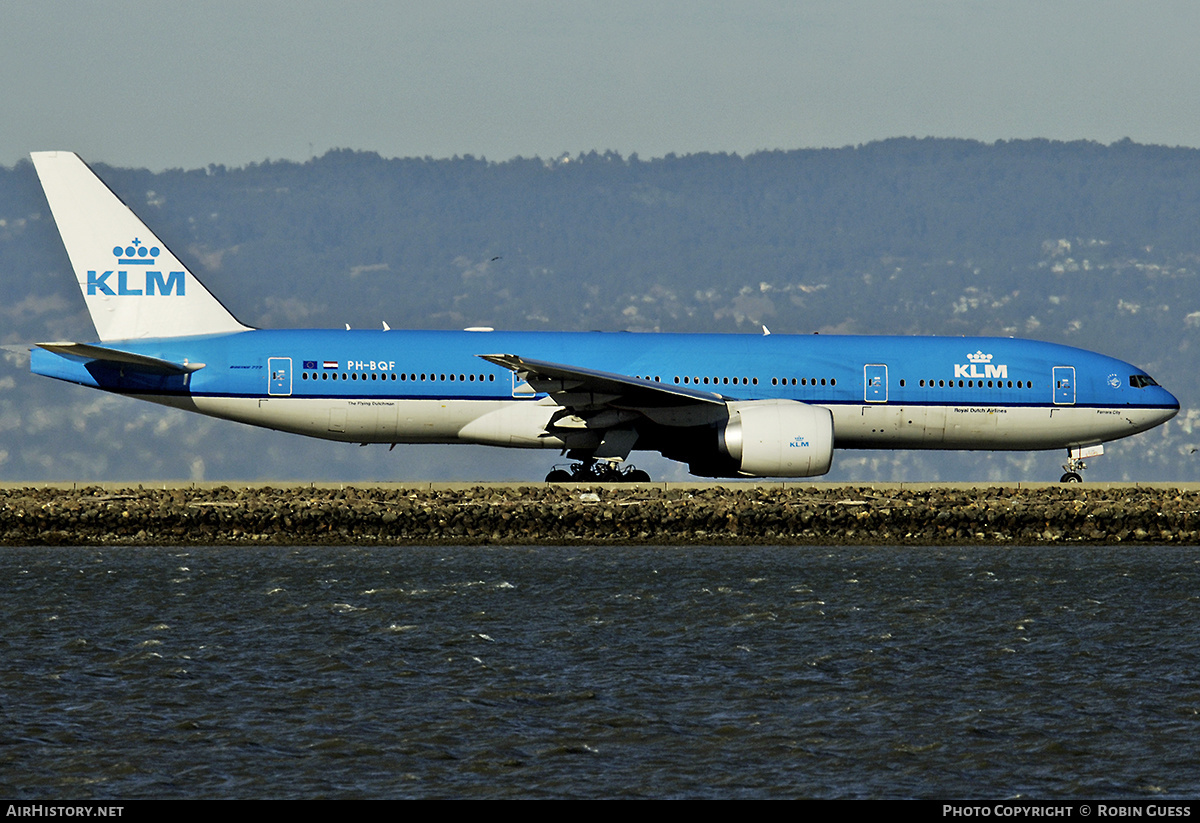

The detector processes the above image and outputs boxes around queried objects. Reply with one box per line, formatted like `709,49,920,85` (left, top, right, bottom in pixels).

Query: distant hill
2,138,1198,482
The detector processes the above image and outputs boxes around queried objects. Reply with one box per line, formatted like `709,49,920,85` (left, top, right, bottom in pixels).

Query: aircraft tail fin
30,151,251,342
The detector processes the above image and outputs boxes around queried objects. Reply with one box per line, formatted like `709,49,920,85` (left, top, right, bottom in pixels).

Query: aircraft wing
478,353,727,408
36,342,205,374
478,353,730,460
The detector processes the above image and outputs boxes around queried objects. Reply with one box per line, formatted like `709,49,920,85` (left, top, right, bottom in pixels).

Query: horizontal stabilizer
36,342,205,374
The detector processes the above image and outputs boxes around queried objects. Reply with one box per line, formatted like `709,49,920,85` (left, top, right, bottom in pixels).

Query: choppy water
1,544,1198,799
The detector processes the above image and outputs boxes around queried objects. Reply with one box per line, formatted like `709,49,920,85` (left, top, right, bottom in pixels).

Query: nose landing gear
1060,444,1103,482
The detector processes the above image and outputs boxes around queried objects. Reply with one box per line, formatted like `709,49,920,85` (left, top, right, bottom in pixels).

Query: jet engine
717,399,835,477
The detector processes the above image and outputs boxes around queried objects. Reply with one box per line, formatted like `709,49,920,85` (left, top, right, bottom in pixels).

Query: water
2,544,1198,798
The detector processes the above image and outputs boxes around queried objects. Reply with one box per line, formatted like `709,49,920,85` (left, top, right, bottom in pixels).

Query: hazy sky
3,1,1199,171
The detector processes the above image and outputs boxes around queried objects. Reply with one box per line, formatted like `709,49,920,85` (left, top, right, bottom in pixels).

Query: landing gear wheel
1060,448,1091,483
544,461,653,483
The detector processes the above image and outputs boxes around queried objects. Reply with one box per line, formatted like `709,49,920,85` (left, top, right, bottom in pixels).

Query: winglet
30,151,251,342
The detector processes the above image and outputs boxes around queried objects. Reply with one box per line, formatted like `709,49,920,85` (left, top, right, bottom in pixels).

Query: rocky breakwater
2,484,1199,546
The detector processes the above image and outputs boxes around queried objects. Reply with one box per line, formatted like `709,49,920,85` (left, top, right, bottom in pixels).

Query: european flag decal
303,360,317,370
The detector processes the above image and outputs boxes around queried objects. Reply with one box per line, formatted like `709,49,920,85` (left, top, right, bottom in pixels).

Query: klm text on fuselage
954,363,1008,379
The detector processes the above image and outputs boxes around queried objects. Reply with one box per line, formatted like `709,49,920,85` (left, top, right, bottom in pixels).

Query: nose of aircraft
1157,386,1181,424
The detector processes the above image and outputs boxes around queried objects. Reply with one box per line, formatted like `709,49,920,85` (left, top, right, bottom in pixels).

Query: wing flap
479,353,726,407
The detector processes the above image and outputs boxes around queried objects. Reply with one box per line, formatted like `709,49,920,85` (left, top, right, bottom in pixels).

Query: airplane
27,151,1180,483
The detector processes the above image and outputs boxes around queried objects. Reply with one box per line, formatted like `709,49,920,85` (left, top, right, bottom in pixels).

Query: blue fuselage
32,329,1179,456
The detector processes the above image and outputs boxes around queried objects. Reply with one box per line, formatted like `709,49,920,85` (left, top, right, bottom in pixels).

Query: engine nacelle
718,399,835,477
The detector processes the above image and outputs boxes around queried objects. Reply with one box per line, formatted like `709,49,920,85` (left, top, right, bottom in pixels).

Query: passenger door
268,357,292,396
1053,366,1075,405
864,364,888,403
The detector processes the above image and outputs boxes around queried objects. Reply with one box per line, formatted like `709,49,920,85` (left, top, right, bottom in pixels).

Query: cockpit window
1129,375,1160,388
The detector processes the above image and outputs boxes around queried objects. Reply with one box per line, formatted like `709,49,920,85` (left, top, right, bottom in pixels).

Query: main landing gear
545,460,652,483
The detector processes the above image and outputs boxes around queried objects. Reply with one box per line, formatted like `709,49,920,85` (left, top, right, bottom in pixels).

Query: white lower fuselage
145,393,1171,453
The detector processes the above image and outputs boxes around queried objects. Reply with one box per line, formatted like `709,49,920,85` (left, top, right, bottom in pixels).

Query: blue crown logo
112,238,161,265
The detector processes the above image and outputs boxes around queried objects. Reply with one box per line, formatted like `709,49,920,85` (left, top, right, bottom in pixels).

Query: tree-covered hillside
2,138,1198,482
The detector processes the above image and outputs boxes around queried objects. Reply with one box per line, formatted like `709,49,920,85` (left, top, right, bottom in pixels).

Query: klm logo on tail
87,239,185,296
